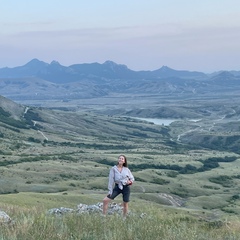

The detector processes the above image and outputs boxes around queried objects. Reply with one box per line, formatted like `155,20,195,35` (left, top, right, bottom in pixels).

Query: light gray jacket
108,165,134,194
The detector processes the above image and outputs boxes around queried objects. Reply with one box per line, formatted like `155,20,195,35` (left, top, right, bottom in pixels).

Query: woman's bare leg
123,202,128,217
103,197,111,215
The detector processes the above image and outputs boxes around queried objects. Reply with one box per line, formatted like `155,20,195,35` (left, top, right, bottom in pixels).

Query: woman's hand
127,180,132,185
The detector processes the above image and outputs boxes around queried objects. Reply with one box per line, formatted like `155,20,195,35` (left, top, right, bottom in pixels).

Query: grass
0,192,101,208
1,200,240,240
1,149,240,213
1,99,240,238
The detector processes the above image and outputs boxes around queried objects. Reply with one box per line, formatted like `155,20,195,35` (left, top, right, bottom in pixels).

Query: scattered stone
48,207,75,215
140,213,147,218
48,202,125,216
0,210,12,224
77,203,102,214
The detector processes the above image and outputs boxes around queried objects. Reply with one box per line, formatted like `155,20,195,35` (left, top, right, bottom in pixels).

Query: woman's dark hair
119,154,128,167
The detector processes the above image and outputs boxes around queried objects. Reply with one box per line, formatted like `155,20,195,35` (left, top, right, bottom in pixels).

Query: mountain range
0,59,240,102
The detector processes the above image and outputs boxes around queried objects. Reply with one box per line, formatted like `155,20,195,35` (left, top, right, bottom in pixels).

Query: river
133,117,177,126
133,117,202,126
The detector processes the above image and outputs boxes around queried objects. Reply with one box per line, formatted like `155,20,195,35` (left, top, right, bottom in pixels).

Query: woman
103,155,134,217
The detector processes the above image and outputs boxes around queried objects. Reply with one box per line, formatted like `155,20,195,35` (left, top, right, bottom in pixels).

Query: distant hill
0,59,207,83
0,95,34,133
0,95,25,120
0,59,240,102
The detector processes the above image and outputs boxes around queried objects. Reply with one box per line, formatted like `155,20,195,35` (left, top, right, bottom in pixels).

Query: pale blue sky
1,0,240,72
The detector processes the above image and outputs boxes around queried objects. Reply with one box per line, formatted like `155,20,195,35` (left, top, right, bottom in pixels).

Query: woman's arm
108,167,115,194
129,169,134,181
127,168,134,185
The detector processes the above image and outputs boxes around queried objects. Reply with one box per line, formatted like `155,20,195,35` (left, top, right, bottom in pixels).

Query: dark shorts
108,184,131,202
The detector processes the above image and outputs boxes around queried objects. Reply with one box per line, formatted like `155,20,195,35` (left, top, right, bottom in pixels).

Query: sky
1,0,240,73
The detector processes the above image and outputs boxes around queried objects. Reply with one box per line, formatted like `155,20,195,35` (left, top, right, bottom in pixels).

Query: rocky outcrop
48,202,123,216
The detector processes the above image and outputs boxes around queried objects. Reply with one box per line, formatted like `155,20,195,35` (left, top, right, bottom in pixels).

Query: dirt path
177,115,226,142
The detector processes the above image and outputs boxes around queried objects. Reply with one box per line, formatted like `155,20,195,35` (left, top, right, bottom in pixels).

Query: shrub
209,175,232,187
